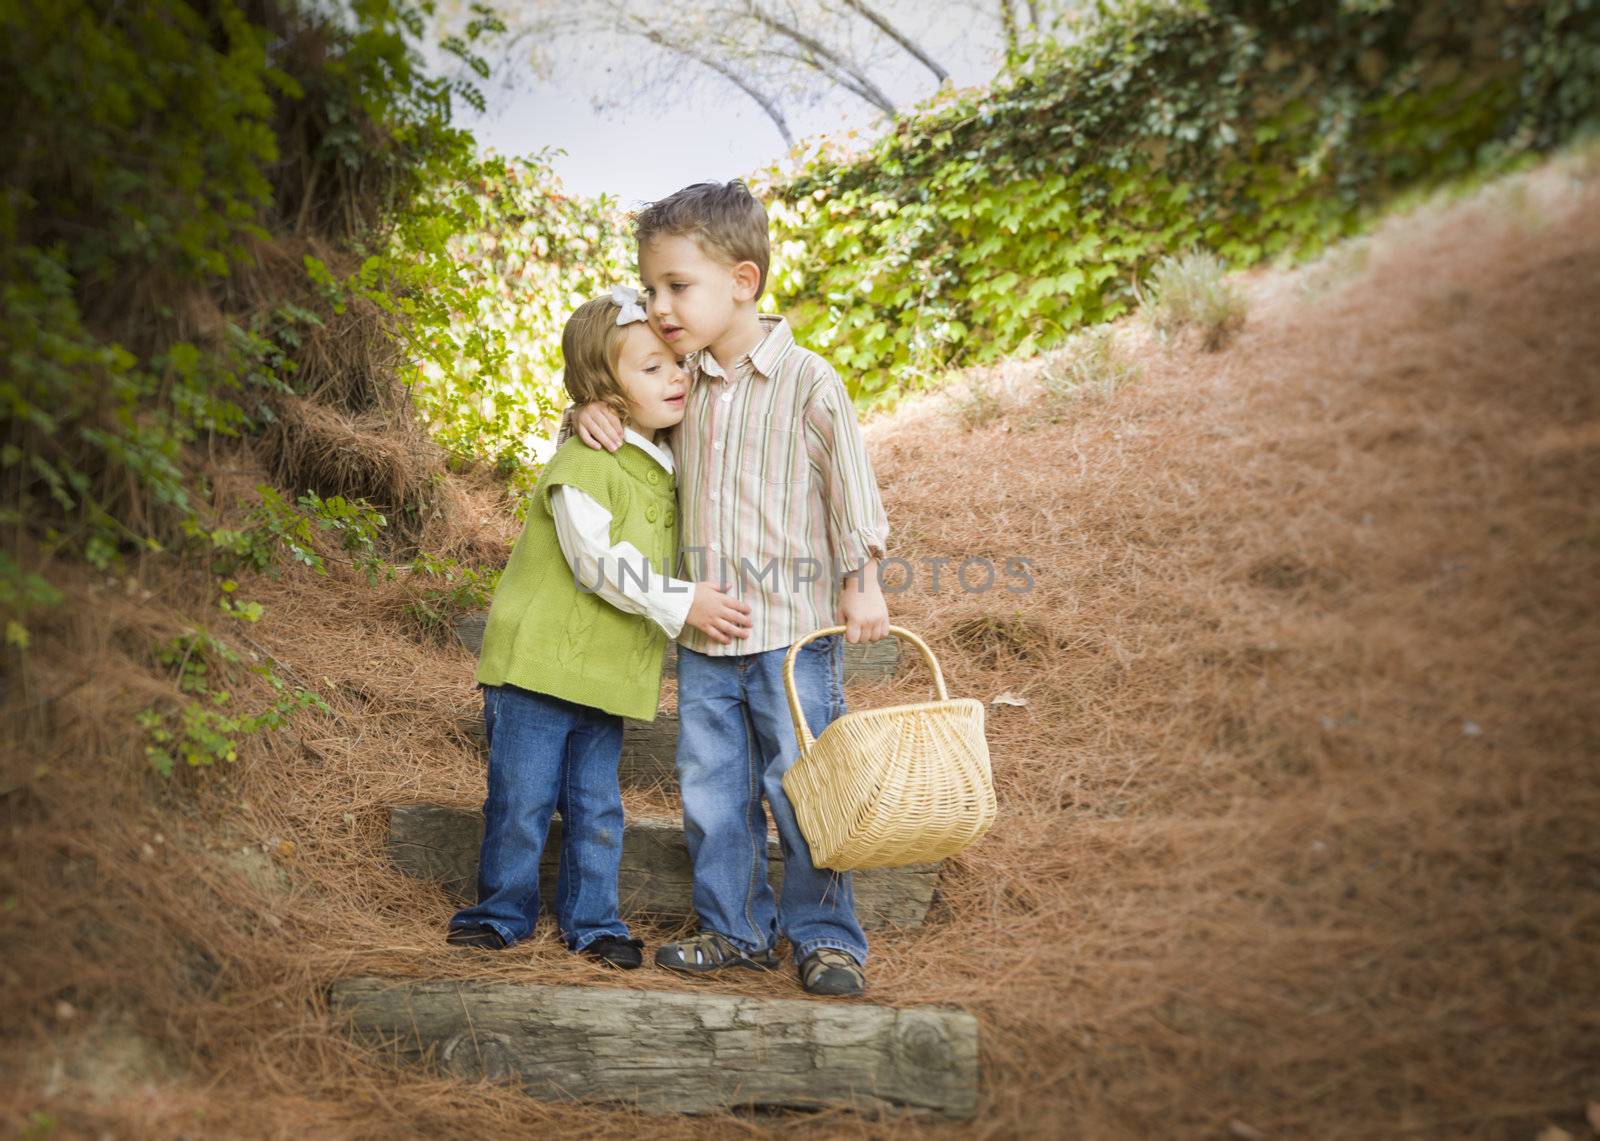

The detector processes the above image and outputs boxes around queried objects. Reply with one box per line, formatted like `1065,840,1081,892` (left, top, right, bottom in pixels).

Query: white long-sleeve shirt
549,427,695,639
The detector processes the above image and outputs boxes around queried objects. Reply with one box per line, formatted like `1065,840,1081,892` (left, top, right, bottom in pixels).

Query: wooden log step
389,804,936,930
452,612,901,682
453,711,677,789
330,976,979,1118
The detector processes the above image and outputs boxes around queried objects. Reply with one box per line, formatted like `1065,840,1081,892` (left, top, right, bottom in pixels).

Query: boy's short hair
561,296,633,426
635,180,771,300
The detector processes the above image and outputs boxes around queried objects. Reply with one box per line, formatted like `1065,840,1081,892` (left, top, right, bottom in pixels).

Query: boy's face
638,233,754,358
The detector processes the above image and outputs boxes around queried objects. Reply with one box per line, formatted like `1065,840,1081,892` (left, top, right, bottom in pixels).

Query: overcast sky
460,10,1010,207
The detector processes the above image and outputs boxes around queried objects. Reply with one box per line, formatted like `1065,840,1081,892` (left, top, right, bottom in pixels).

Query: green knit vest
474,438,679,721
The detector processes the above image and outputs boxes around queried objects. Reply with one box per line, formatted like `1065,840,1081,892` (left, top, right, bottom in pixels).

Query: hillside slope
4,153,1597,1138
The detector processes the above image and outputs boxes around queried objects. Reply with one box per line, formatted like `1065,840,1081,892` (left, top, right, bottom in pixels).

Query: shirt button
721,393,732,403
713,441,723,450
645,505,659,523
710,491,719,501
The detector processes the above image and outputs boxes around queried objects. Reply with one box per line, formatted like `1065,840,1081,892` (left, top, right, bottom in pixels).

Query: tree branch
838,0,948,85
764,44,886,111
634,25,796,148
742,1,897,114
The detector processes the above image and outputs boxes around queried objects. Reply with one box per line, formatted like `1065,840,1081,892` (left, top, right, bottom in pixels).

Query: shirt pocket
739,420,807,486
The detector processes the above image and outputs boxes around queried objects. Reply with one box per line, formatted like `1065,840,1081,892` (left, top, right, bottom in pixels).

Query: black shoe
580,935,644,969
446,924,506,950
798,948,866,996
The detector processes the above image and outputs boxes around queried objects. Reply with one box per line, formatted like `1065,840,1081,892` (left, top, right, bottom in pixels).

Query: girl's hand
575,402,625,452
686,583,752,645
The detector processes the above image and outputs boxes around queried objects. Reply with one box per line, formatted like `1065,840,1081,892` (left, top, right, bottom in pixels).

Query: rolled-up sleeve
802,369,889,577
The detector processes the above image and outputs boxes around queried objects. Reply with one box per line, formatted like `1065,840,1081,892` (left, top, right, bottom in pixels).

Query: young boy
570,180,890,997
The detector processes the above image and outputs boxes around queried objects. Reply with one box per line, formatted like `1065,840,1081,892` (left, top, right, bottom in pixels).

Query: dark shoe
654,931,780,975
580,935,644,970
798,948,866,996
446,924,506,950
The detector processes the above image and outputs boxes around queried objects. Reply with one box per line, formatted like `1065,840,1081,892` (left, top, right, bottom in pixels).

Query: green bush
0,0,506,626
763,0,1600,401
0,0,524,774
411,155,633,483
1143,250,1247,350
139,628,329,776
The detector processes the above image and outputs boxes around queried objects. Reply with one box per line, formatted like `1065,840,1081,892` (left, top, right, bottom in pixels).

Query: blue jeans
449,684,631,951
676,634,868,965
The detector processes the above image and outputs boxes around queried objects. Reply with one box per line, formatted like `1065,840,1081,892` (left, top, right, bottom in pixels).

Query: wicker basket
781,626,996,871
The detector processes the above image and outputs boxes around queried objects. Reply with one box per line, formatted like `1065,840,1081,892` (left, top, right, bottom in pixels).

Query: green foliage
298,491,388,584
22,1111,57,1140
0,0,499,614
2,0,302,582
402,550,501,631
762,0,1600,400
0,549,64,649
0,0,514,771
139,629,329,777
203,485,389,588
204,487,324,578
410,155,633,483
1143,250,1247,350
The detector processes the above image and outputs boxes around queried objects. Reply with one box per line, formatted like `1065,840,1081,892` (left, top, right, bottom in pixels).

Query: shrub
949,372,1009,431
1143,251,1248,351
410,155,633,483
1040,328,1143,403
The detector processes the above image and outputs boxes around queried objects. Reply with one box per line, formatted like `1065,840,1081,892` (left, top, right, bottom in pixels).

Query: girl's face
614,322,688,433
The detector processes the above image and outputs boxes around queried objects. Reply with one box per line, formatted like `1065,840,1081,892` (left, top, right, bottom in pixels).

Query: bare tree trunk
633,25,796,148
1000,0,1019,54
744,2,898,114
1026,0,1041,29
838,0,948,85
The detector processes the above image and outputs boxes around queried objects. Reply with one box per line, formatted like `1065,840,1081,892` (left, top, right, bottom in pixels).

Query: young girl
446,287,752,966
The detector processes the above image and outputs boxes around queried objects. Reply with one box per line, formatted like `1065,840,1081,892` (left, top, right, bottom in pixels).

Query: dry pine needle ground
2,155,1597,1138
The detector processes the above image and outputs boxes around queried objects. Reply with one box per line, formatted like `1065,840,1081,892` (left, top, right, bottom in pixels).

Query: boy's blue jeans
677,633,869,965
449,683,632,951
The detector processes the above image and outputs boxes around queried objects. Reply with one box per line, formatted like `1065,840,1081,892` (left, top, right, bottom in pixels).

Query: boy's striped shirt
673,315,889,656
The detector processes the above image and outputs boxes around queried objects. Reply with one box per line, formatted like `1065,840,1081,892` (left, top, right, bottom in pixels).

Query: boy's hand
575,402,625,452
686,583,752,645
838,560,889,643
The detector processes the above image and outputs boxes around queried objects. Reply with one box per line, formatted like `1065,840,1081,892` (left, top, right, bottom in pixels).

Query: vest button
645,504,659,523
647,469,660,485
665,509,676,526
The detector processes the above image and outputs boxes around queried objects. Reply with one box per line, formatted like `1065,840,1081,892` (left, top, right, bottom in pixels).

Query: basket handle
783,626,949,752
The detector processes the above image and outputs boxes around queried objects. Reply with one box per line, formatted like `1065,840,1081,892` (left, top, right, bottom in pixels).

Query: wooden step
452,612,901,682
454,711,677,789
330,976,978,1118
389,804,937,930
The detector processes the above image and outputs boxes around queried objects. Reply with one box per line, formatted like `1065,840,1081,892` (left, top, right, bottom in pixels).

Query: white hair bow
611,284,647,326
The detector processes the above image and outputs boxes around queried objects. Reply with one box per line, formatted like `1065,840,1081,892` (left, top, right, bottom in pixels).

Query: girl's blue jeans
676,633,869,965
448,683,631,951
